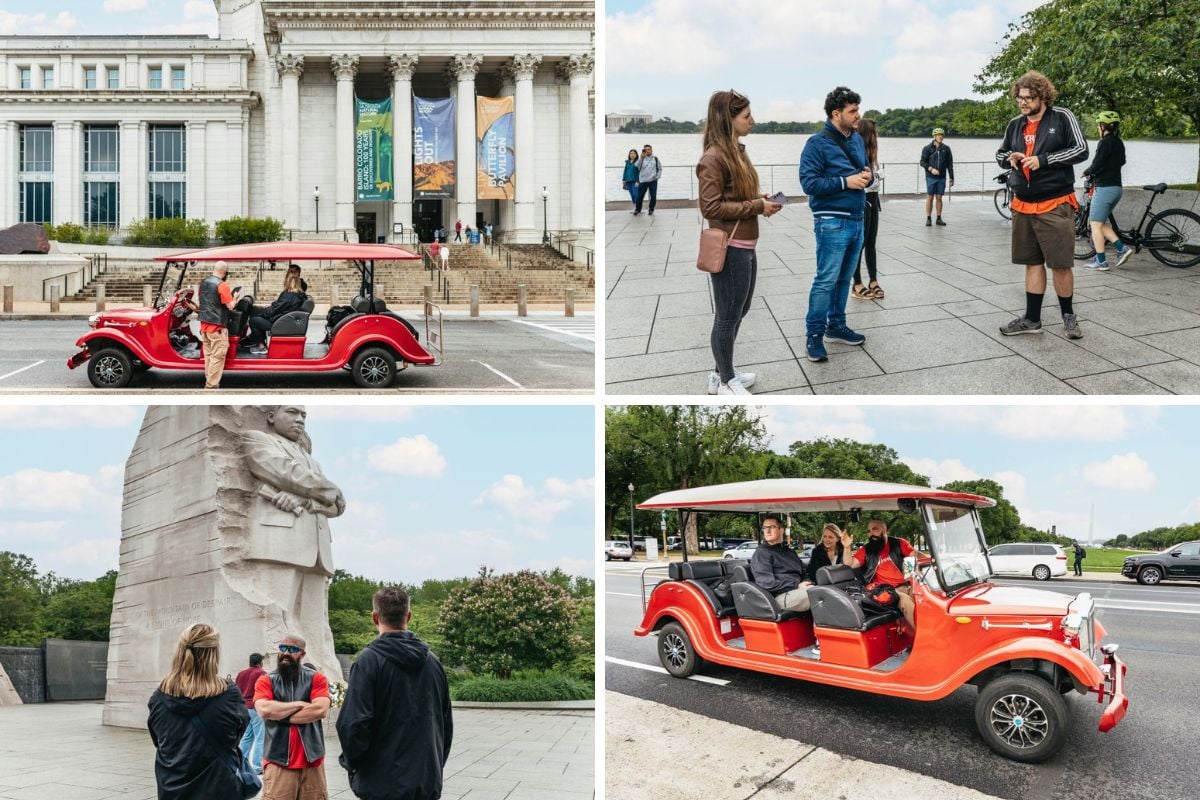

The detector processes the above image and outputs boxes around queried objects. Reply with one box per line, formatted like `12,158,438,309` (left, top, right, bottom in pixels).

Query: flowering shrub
437,569,580,679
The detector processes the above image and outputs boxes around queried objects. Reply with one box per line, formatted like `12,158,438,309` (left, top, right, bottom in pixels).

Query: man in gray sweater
634,143,662,216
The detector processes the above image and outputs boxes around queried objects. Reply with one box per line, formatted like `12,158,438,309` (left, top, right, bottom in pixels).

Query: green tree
937,479,1024,545
975,0,1200,180
328,570,384,613
0,552,45,646
43,571,117,641
329,608,378,655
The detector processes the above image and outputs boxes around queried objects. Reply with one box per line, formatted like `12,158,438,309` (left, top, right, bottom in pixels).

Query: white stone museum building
0,0,595,246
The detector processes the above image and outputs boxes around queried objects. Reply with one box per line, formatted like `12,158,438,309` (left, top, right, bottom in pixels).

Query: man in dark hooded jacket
337,586,453,800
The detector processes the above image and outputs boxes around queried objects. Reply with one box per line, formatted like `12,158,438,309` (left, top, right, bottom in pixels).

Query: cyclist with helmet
1081,110,1130,270
920,127,954,226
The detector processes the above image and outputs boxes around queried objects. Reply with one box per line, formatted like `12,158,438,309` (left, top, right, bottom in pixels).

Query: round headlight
1062,612,1083,638
88,313,100,325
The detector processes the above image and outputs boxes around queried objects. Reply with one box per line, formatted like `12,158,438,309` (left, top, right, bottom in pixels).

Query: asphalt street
0,316,594,394
604,564,1200,800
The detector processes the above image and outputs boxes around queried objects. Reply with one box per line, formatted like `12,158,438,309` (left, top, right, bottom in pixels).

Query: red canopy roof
154,241,420,262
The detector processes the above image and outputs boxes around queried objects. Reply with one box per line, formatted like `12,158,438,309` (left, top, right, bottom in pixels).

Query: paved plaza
605,189,1200,394
0,702,594,800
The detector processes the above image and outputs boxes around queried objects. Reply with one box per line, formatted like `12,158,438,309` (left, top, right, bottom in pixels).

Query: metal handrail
640,564,670,615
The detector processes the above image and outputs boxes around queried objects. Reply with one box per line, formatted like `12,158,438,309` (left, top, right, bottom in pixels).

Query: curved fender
72,330,156,365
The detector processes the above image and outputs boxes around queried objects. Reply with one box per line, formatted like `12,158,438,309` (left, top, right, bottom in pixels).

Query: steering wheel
171,288,197,320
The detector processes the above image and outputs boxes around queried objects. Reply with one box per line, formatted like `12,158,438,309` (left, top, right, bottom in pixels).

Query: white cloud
903,457,980,487
1183,498,1200,519
760,99,829,124
475,474,593,529
527,556,595,580
1083,453,1156,492
993,470,1027,504
0,406,142,430
1020,508,1091,541
313,407,415,424
366,435,446,478
134,1,218,36
0,520,69,541
0,11,79,35
103,0,147,12
934,406,1159,441
0,469,118,513
766,407,875,450
46,538,118,571
545,477,595,500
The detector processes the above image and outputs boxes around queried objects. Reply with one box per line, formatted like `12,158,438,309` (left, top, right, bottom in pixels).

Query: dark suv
1121,541,1200,585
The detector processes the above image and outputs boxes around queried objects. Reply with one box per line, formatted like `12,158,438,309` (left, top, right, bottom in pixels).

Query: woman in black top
242,266,308,352
807,523,849,583
1081,111,1130,270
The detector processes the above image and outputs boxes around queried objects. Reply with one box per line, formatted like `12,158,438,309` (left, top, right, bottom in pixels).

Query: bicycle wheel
1073,205,1096,260
994,188,1012,220
1146,208,1200,268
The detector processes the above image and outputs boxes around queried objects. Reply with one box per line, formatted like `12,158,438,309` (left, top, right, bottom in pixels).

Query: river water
605,133,1199,202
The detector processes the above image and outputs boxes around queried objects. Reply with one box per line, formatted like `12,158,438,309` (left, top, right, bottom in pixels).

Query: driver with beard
843,519,922,633
253,635,331,800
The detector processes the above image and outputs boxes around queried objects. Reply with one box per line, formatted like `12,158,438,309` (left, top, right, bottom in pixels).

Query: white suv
987,542,1068,580
604,540,633,561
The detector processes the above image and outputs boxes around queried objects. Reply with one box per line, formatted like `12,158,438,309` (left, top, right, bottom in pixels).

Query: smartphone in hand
767,191,787,205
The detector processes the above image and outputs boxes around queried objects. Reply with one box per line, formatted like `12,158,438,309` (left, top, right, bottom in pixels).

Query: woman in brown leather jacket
696,90,782,395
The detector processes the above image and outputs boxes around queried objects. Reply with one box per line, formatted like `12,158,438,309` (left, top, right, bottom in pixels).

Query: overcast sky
0,1,218,36
751,404,1196,545
607,0,1046,121
0,404,594,583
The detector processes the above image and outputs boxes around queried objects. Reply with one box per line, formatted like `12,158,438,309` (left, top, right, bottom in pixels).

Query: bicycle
1073,180,1200,268
993,171,1014,220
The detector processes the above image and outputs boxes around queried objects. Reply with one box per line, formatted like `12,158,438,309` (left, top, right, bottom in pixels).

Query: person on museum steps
242,265,308,355
337,587,453,800
254,635,332,800
236,653,268,775
697,89,782,396
199,260,240,389
454,218,463,241
147,623,250,800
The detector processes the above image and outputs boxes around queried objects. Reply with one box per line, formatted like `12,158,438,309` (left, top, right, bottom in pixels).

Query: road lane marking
471,360,523,389
1094,599,1200,615
0,360,45,382
606,656,730,686
509,318,595,341
606,592,644,598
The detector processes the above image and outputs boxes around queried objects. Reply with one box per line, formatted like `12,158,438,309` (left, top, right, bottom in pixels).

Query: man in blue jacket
920,128,954,226
799,87,871,363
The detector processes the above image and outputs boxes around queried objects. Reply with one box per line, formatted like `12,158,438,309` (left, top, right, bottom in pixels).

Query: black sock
1025,292,1043,323
1058,295,1074,316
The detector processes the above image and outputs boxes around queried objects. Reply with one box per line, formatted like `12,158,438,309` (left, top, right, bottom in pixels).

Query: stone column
560,54,594,235
0,121,11,226
228,117,246,217
52,122,74,224
276,54,304,231
449,54,482,231
509,54,541,242
119,121,140,228
332,55,359,234
389,54,417,241
187,121,207,224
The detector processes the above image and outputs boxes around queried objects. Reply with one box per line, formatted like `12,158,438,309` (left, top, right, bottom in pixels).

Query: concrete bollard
95,283,106,312
330,284,338,306
470,284,480,318
423,284,433,316
376,282,385,301
517,284,527,317
50,286,61,313
2,285,13,313
565,288,575,318
143,285,153,307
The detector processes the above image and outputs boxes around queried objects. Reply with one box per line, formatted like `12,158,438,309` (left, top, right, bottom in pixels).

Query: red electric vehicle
68,241,442,389
634,478,1128,763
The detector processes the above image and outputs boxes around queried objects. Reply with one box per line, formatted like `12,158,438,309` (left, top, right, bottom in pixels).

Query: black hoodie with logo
337,630,453,800
147,682,248,800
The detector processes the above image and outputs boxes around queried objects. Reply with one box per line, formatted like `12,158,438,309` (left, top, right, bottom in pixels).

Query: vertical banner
355,96,394,201
476,95,515,200
413,96,456,199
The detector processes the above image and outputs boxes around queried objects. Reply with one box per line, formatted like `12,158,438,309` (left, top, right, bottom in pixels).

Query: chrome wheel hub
662,633,687,669
990,694,1049,749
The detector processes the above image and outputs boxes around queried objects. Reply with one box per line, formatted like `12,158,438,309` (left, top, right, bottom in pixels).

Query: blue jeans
807,216,864,337
625,182,639,205
239,706,264,773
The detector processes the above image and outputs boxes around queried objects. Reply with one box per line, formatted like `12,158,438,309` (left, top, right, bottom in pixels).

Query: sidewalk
0,303,594,321
0,702,594,800
605,190,1200,394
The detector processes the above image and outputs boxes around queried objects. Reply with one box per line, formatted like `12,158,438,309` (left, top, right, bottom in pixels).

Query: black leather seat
808,586,899,631
727,563,753,583
816,563,863,588
668,561,737,618
270,297,315,338
1143,182,1168,195
730,582,806,622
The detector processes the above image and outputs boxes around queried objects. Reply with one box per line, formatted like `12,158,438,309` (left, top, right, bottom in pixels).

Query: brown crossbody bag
696,212,740,274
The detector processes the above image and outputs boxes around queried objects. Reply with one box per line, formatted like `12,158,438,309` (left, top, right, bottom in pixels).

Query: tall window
19,67,31,89
148,67,162,89
171,67,185,89
20,183,52,225
19,126,53,172
18,125,53,225
41,67,53,89
84,182,119,228
107,66,120,89
84,125,120,172
149,124,186,219
85,67,97,89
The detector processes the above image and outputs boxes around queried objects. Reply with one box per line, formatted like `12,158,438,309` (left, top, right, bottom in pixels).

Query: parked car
666,536,682,551
718,537,752,550
1121,541,1200,585
604,541,633,562
722,541,759,559
635,478,1127,763
797,543,815,558
987,543,1068,580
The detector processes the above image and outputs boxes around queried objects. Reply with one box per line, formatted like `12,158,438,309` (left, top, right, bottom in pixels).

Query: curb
451,699,594,710
0,310,595,322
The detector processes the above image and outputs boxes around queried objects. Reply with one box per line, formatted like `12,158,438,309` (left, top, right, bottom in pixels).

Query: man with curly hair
995,71,1089,340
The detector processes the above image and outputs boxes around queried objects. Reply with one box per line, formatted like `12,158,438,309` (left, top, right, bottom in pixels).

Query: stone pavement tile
871,273,976,309
1138,328,1200,365
1066,371,1173,394
780,302,952,333
913,264,1002,290
607,335,649,358
939,298,1009,317
816,355,1077,395
1119,275,1200,314
1131,360,1200,393
508,788,593,800
607,358,810,395
647,312,780,354
607,340,795,384
957,312,1125,379
854,317,1011,373
791,345,884,385
605,296,658,337
1041,318,1178,370
755,273,819,296
3,785,114,800
609,273,709,299
622,261,669,276
1073,295,1200,336
453,791,509,800
647,290,718,319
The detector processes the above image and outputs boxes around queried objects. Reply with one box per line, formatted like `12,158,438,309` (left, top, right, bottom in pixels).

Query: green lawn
1075,548,1143,573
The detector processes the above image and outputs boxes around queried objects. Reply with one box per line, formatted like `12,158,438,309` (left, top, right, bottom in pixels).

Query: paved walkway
0,702,593,800
605,189,1200,394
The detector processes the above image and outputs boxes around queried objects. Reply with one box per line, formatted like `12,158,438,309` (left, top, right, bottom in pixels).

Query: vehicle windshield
155,262,187,309
921,502,992,592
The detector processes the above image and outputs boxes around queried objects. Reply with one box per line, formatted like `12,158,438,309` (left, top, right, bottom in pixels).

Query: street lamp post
541,185,550,244
313,186,320,234
627,483,635,553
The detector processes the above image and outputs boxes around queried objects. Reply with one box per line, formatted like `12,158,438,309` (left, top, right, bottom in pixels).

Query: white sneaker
717,376,752,395
707,370,757,394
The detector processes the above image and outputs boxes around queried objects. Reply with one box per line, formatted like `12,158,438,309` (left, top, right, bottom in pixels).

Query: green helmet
932,127,945,136
1096,110,1120,124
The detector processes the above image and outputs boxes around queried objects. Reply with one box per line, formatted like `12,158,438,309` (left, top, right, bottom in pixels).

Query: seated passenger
749,514,812,612
241,267,307,354
806,523,849,584
847,519,922,632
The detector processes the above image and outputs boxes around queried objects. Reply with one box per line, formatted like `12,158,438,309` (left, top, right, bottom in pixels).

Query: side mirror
1170,551,1180,557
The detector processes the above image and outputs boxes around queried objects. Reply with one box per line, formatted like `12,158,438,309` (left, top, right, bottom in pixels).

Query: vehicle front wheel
87,347,133,389
658,622,700,678
351,347,397,388
974,673,1068,763
1032,564,1052,581
605,553,611,561
1137,565,1163,585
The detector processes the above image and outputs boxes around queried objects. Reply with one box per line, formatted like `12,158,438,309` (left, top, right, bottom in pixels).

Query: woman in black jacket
807,523,850,584
242,266,308,353
1081,111,1130,271
148,623,250,800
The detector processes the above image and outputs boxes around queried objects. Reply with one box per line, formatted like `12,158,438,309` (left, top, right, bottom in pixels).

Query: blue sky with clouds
0,404,594,583
0,2,217,37
606,0,1046,121
758,405,1199,546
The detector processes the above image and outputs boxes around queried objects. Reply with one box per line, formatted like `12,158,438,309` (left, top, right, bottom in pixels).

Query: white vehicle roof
637,478,995,513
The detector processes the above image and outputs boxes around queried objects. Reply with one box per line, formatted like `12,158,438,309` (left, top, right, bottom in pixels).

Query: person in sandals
851,118,884,301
